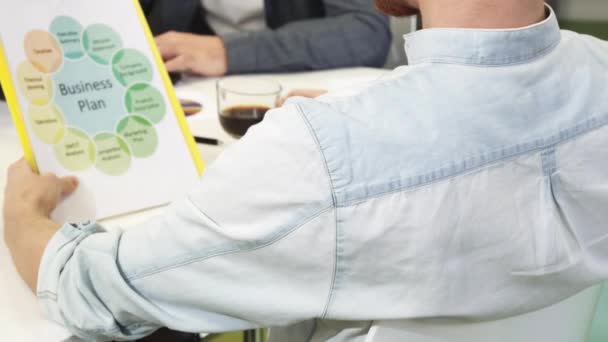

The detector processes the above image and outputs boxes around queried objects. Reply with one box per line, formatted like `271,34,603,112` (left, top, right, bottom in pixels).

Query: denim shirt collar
405,6,561,66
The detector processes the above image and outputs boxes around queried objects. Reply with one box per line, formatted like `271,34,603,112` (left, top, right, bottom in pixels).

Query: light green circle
125,83,166,124
54,127,96,171
28,105,66,144
83,24,123,65
112,49,153,87
116,115,158,158
94,133,132,176
50,16,84,59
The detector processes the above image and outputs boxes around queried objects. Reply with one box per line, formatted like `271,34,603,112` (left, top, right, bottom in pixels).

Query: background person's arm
154,0,391,76
223,0,391,73
139,0,153,15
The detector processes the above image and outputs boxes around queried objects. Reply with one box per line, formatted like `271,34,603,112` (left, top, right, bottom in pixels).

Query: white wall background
559,0,608,21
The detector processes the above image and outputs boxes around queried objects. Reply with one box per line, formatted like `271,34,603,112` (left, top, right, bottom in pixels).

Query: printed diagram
16,16,166,175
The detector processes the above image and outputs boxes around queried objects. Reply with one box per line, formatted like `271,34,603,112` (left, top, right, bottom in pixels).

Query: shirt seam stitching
337,115,608,207
540,148,558,176
293,103,339,319
38,291,58,300
36,230,82,298
126,205,333,281
409,35,560,67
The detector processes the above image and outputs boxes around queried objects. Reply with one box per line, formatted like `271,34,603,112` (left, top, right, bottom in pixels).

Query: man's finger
154,31,177,45
277,89,328,107
59,176,79,197
165,55,188,73
156,42,178,60
155,32,180,57
154,33,171,48
12,158,30,170
291,89,328,98
8,158,33,176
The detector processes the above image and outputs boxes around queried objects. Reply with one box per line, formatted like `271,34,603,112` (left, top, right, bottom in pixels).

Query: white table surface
0,67,387,341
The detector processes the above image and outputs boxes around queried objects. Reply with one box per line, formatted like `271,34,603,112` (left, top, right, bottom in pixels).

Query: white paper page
0,0,201,222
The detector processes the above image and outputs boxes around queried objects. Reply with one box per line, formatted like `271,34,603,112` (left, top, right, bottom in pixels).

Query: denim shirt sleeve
36,103,336,341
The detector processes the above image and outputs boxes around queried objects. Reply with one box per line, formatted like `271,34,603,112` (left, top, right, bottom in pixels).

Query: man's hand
155,32,228,77
3,159,78,292
277,89,328,107
4,159,78,228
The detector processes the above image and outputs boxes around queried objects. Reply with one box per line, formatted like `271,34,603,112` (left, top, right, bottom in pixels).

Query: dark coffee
220,105,270,138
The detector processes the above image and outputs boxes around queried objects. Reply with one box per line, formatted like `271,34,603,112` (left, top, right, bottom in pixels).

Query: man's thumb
59,176,79,196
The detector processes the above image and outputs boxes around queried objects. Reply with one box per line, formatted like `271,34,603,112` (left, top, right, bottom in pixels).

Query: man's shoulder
293,66,423,120
292,65,434,133
287,47,608,205
559,29,608,59
285,67,447,203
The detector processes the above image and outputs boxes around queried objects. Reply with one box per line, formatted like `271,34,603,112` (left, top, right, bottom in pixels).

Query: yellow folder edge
0,0,205,176
0,38,38,172
132,0,205,176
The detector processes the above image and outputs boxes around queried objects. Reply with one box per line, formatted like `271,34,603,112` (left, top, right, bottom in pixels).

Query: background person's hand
155,32,228,77
277,89,328,107
3,159,78,228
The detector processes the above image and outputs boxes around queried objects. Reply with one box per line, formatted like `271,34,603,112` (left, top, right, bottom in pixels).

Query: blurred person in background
1,2,389,100
140,0,391,77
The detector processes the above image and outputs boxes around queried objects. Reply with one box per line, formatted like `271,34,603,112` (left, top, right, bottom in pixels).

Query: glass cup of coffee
217,77,282,138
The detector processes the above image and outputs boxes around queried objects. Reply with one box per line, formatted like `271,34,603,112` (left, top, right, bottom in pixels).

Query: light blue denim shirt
37,7,608,342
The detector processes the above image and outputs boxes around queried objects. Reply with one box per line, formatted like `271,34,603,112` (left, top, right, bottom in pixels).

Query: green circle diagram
94,133,132,175
117,115,158,158
17,61,54,106
18,16,163,176
83,24,123,65
50,16,84,60
54,127,96,172
24,30,63,74
125,83,166,124
112,49,153,87
28,105,66,144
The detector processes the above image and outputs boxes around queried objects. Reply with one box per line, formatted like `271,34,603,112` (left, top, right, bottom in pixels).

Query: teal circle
50,16,84,59
125,83,166,124
54,58,124,135
83,24,123,65
112,49,153,87
116,115,158,158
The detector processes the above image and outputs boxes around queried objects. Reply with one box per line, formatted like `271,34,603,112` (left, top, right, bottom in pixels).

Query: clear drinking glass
216,77,282,138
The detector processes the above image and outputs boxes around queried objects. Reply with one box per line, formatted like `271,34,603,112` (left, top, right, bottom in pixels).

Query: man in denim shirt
4,0,608,341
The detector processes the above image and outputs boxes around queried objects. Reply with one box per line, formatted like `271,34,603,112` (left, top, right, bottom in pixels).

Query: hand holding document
0,0,204,221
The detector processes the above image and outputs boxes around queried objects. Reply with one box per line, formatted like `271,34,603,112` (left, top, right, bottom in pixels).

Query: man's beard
374,0,419,17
